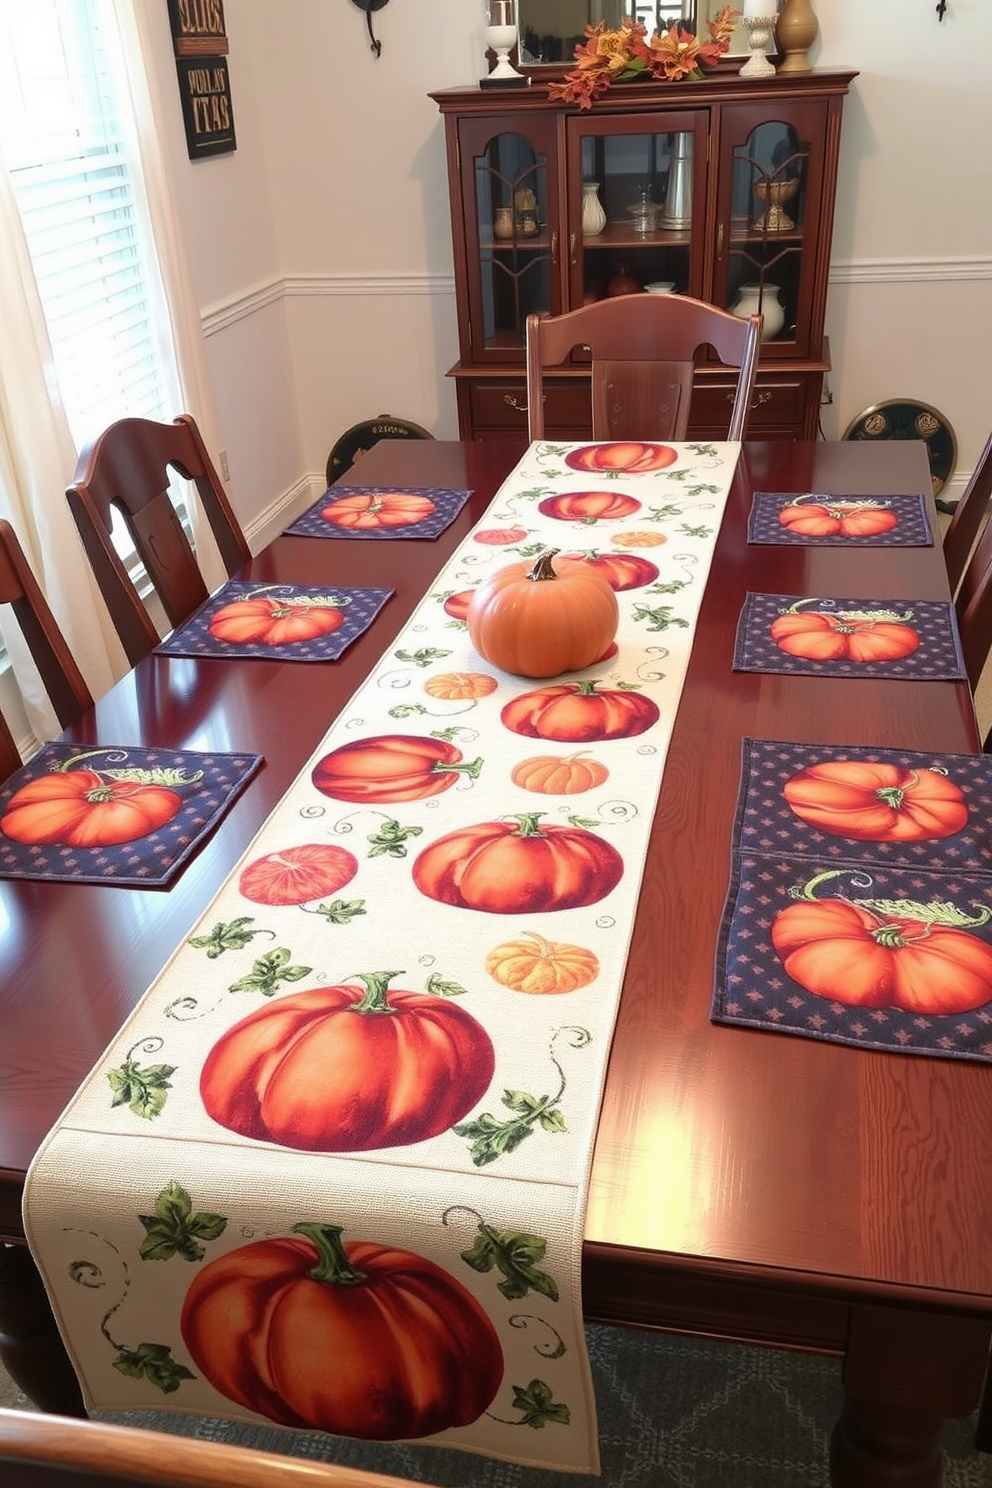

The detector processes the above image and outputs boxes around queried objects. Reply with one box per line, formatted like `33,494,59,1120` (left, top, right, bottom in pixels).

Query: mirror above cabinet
515,2,747,66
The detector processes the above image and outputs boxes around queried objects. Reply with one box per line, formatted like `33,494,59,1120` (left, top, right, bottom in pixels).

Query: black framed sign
167,2,236,160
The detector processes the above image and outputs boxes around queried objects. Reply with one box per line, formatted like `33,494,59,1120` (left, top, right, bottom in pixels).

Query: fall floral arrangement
548,8,741,110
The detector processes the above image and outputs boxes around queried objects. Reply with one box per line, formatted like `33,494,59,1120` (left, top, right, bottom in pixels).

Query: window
0,1,181,448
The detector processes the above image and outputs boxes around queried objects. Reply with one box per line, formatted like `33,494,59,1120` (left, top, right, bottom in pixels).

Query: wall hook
936,0,947,18
351,0,389,57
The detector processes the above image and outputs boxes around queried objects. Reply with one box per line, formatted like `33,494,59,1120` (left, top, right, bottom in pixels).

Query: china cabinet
431,69,856,443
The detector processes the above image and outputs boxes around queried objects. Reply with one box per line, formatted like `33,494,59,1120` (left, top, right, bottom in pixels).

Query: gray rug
73,1326,990,1487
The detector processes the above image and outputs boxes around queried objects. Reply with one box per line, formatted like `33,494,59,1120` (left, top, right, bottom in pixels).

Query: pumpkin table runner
0,744,263,887
285,485,472,541
747,492,934,547
733,592,966,679
24,439,740,1475
156,582,393,662
713,738,992,1063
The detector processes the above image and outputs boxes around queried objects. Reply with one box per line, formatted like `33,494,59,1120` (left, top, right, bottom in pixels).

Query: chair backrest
525,293,762,444
0,1409,428,1488
943,427,992,595
0,520,93,782
66,414,251,667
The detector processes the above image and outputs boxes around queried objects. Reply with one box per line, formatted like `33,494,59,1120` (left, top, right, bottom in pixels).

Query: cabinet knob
569,232,576,267
551,230,558,265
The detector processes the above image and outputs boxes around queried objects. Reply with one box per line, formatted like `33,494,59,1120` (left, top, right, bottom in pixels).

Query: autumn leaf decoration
548,8,740,110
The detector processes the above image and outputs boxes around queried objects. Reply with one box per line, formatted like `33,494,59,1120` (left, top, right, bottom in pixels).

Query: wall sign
167,1,237,159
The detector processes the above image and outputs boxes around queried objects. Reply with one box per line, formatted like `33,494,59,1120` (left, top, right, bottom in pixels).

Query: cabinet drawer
691,377,806,431
470,380,589,433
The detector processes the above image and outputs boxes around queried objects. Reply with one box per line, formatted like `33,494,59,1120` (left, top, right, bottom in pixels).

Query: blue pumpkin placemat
733,593,966,679
747,492,934,547
712,853,992,1063
284,485,472,541
156,583,393,662
0,743,263,887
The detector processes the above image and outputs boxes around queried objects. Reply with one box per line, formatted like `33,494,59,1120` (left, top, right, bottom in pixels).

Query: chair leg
976,1370,992,1454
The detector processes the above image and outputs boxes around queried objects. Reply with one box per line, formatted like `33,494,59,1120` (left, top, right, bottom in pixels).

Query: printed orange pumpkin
473,525,527,545
467,548,618,678
610,531,667,549
538,491,641,523
424,671,498,701
777,501,898,539
771,897,992,1014
1,770,183,847
442,589,474,622
239,843,359,905
511,752,609,794
501,681,659,742
564,442,678,474
200,971,495,1150
557,550,659,591
180,1222,503,1438
783,761,969,842
311,735,481,803
769,609,920,663
321,491,435,529
486,932,600,994
208,596,343,646
412,812,623,913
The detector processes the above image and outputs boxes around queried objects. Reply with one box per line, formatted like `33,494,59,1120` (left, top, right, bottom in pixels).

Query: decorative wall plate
842,399,957,500
325,414,433,486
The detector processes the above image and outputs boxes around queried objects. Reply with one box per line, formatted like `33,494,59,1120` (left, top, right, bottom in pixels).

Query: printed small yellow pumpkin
424,671,498,701
511,751,609,794
610,531,667,549
485,932,600,995
467,549,618,679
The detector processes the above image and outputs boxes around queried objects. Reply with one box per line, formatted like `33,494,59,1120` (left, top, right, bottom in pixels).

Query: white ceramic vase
732,281,785,341
581,181,606,236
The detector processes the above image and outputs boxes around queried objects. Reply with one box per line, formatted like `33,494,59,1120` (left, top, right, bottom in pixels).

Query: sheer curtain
0,0,230,747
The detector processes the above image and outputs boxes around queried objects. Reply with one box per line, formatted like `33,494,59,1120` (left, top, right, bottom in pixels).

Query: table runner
24,439,740,1475
712,738,992,1063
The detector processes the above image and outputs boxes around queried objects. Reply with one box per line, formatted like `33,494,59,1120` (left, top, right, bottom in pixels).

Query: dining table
1,435,990,1488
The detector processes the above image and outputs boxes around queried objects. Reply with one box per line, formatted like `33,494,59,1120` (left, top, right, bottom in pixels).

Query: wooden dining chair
524,293,763,443
66,415,251,667
0,520,93,782
943,427,992,595
0,1408,430,1488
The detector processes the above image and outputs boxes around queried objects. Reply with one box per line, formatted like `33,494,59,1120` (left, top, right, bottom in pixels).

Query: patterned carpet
5,1325,989,1487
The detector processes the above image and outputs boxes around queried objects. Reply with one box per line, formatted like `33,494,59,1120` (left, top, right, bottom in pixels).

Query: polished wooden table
1,439,988,1488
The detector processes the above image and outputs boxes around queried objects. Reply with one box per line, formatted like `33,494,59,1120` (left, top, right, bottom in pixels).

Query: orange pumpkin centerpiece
467,548,618,678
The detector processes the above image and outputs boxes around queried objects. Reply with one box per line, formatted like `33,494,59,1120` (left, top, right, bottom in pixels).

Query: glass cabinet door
457,115,561,362
715,100,829,359
565,111,708,307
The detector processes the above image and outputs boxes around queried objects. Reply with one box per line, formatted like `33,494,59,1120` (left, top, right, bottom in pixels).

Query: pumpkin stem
431,756,484,781
350,970,405,1015
510,812,546,838
526,549,561,583
292,1223,367,1287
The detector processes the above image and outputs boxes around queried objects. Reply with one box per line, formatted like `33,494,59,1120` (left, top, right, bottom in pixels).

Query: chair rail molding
828,256,992,285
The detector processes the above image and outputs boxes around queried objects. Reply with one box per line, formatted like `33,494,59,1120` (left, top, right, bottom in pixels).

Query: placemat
156,583,393,662
733,593,966,680
747,492,933,547
24,439,743,1477
285,486,471,541
712,739,992,1064
0,743,263,887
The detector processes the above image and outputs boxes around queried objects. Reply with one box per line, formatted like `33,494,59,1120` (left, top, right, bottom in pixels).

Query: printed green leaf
366,819,423,858
228,946,312,995
101,767,204,788
137,1182,227,1262
395,648,451,667
313,898,366,924
112,1342,195,1393
460,1227,560,1302
425,972,468,999
188,917,264,957
388,703,428,718
510,1379,571,1429
107,1060,176,1120
631,604,690,632
680,521,714,537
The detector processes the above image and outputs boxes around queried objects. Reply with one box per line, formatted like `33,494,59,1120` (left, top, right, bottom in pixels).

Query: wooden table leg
830,1397,944,1488
0,1243,85,1415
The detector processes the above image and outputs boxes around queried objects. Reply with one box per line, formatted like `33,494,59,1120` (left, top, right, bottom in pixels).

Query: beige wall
144,0,992,529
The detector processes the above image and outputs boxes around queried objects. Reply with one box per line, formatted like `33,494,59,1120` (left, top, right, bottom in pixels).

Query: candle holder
739,14,777,77
481,0,527,87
